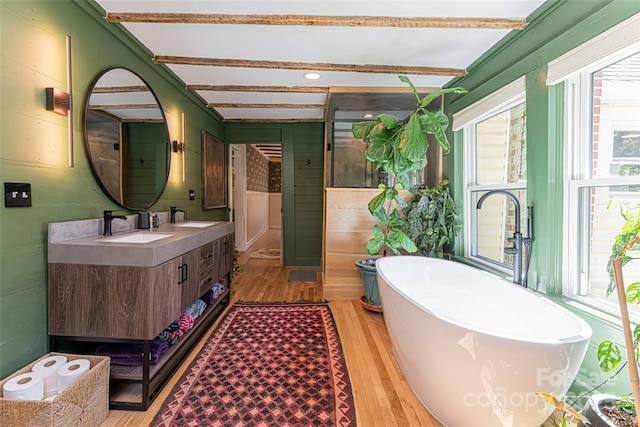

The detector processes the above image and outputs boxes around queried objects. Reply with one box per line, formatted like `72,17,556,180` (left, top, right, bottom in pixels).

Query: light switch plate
5,182,32,207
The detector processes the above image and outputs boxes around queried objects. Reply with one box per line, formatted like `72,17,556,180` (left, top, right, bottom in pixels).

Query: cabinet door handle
183,263,188,282
178,265,184,285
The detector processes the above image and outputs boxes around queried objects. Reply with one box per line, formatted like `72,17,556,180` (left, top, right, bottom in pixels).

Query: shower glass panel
332,121,370,187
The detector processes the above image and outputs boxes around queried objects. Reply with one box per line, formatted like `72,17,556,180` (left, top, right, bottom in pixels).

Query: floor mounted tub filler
376,256,592,427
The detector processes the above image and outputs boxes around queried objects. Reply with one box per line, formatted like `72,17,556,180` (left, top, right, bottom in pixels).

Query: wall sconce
45,88,69,116
172,140,184,154
181,112,186,182
45,35,74,167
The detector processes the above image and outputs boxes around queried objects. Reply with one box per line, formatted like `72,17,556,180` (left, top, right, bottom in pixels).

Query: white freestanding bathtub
376,256,592,427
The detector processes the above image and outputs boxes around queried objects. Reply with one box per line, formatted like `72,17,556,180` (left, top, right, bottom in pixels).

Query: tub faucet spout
103,210,127,236
476,190,533,287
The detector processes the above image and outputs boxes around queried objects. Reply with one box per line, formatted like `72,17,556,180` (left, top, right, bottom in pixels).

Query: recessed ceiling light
304,72,321,80
363,113,374,119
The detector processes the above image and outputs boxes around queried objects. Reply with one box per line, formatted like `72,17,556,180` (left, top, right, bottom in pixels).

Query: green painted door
227,123,325,266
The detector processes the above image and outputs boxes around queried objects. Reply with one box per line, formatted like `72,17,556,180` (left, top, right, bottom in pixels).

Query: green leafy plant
351,76,466,256
402,180,461,258
231,246,243,285
540,200,639,426
596,200,640,421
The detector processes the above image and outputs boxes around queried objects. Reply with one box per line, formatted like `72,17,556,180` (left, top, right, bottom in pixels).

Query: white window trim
559,36,640,319
565,176,640,296
461,89,527,273
547,12,640,85
452,76,525,131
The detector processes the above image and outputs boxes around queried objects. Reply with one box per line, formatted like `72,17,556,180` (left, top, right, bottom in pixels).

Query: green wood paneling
292,124,324,266
0,0,226,377
446,0,640,111
226,122,325,267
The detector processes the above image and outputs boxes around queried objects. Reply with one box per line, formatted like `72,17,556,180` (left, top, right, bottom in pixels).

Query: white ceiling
94,0,547,126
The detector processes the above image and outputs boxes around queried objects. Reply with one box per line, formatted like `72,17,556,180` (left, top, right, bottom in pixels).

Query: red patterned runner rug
151,303,356,426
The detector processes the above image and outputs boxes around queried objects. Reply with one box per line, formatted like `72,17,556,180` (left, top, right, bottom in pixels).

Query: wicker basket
0,353,109,427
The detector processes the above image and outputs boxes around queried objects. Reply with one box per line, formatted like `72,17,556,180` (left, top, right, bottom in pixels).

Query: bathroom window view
568,51,640,308
468,102,528,272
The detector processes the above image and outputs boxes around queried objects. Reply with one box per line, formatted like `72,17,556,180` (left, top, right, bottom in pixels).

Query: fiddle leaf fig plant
352,75,467,256
366,182,416,256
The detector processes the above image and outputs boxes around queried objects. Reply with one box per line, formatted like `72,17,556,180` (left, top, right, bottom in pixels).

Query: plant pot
355,258,382,311
578,394,634,427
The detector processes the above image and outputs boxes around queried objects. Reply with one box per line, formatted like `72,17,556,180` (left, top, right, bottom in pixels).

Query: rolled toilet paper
31,355,67,398
3,372,44,401
57,359,90,393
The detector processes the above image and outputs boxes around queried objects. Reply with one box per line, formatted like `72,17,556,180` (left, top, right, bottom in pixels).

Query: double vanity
47,216,234,409
43,65,237,410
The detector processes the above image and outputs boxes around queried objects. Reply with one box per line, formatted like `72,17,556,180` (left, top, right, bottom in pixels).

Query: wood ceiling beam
224,118,325,123
106,13,527,30
121,119,164,123
209,103,325,109
156,56,466,77
188,85,328,93
92,86,149,93
89,104,158,109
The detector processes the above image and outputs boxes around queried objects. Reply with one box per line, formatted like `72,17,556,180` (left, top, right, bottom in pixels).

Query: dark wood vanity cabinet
48,261,183,340
213,232,235,284
48,229,234,410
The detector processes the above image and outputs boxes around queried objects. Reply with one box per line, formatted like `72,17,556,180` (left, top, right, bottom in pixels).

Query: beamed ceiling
94,1,547,159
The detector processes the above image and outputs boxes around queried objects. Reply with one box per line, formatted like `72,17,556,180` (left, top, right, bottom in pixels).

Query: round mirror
83,67,170,211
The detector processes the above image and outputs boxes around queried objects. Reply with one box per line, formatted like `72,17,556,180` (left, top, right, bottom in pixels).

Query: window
564,50,640,310
454,79,528,275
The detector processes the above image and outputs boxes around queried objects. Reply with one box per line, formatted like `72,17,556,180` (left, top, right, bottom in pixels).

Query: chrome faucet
103,210,127,236
170,206,185,224
476,190,534,287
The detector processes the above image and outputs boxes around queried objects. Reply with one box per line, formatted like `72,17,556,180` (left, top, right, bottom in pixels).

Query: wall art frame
201,130,227,209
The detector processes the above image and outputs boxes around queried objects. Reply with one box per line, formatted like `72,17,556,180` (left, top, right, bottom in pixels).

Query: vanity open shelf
47,220,235,410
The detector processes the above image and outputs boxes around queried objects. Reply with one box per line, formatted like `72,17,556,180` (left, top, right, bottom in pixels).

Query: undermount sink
172,221,218,228
102,233,174,244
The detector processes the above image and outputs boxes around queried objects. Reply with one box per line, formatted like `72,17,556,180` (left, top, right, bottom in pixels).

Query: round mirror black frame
82,66,171,211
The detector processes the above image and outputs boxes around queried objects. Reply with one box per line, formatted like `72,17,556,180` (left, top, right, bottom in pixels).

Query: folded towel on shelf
95,338,168,365
211,282,225,300
179,313,195,333
157,330,170,343
200,289,215,305
194,299,207,316
167,320,180,345
184,303,200,320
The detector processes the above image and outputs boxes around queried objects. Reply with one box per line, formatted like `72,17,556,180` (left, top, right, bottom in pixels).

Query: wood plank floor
102,229,442,426
102,228,563,426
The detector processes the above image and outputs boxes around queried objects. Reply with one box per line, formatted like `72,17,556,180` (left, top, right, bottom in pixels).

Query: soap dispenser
137,206,150,229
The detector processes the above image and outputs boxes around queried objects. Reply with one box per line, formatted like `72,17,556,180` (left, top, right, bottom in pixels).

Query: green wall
0,0,227,377
443,0,640,400
227,122,325,267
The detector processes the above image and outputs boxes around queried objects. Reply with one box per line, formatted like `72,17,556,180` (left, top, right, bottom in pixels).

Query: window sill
546,295,633,331
452,256,633,332
452,255,513,282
